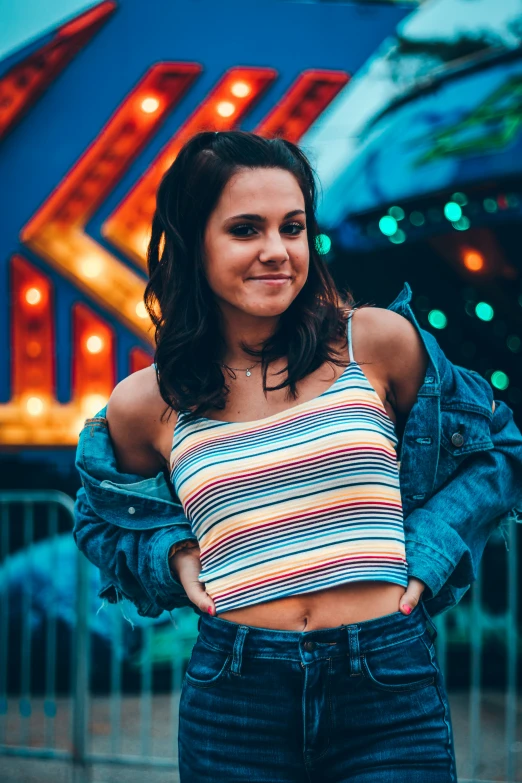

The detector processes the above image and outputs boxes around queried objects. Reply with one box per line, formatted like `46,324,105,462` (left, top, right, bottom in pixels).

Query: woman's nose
258,232,290,263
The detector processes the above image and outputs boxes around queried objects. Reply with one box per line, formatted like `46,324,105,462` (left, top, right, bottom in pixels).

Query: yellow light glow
27,396,44,416
25,287,42,305
135,301,148,319
463,250,484,272
86,335,103,354
139,232,151,257
231,81,251,98
81,394,108,417
141,97,160,114
217,101,235,118
81,256,103,279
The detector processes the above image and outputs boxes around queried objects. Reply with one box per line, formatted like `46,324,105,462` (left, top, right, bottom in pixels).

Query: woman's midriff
216,580,406,631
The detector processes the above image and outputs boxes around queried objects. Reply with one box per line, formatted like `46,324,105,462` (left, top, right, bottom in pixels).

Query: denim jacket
73,282,522,621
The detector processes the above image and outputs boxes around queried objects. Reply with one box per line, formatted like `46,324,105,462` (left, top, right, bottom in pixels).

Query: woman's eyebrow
224,209,305,223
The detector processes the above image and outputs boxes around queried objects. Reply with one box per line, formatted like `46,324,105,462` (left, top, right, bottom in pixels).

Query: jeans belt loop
230,625,249,676
347,626,361,677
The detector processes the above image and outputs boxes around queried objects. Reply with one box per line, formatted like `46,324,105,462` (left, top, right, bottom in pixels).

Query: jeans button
303,641,316,652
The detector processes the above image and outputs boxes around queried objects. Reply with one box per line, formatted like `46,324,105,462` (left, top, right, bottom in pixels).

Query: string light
140,97,160,114
217,101,235,117
86,335,103,354
26,397,44,416
25,287,42,305
231,81,251,98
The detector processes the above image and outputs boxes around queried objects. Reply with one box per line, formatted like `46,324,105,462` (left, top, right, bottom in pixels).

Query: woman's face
203,167,309,320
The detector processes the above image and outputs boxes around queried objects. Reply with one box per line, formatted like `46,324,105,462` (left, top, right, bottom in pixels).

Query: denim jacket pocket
440,406,494,457
436,406,494,490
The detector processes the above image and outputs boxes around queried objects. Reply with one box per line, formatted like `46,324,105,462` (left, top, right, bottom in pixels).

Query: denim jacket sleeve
403,398,522,604
388,282,522,615
73,486,196,615
73,413,198,616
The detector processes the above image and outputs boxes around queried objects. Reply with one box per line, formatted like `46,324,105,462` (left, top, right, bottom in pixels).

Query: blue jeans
178,599,457,782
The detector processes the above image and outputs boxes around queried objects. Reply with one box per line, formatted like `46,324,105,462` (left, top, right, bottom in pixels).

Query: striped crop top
170,309,408,614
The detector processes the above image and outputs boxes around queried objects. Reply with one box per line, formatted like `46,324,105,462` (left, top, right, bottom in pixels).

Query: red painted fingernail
207,607,213,615
402,605,411,614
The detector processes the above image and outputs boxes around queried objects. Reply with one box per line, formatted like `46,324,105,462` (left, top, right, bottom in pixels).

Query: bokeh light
428,310,447,329
316,234,332,254
444,202,462,222
475,302,494,321
491,371,509,391
379,216,398,236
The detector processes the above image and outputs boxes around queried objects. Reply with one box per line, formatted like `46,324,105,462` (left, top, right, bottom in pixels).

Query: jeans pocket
361,632,436,693
184,638,231,689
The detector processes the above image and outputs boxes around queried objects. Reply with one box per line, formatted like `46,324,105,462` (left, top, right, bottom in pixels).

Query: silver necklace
221,361,260,378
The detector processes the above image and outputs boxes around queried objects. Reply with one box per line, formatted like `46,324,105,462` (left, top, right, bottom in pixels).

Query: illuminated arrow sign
22,64,348,339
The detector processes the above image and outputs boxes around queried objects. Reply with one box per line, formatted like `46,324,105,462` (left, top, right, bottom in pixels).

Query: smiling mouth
249,276,292,282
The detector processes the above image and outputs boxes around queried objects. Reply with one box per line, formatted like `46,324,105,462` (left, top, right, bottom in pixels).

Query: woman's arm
73,367,215,616
371,308,521,602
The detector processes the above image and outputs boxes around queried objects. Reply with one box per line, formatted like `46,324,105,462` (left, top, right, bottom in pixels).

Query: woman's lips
248,277,291,286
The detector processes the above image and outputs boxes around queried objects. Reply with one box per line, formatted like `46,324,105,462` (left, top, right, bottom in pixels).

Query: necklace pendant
246,369,251,377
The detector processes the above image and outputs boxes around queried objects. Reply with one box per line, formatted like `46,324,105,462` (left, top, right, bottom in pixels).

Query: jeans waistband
195,599,437,664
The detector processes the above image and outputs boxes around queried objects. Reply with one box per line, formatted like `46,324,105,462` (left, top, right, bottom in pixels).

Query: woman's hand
399,577,426,615
169,545,217,615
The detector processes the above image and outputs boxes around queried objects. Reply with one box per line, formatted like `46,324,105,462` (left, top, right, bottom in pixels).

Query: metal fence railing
0,491,520,782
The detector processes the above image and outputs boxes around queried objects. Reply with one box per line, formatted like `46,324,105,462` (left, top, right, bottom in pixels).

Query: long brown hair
144,130,356,421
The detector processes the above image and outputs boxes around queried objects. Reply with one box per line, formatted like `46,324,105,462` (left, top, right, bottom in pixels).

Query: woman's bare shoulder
106,365,176,476
353,306,428,414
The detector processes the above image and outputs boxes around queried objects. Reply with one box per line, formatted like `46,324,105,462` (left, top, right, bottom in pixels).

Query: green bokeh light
388,206,405,221
451,192,468,206
453,216,471,231
483,198,498,213
389,229,406,244
507,335,521,353
315,234,332,254
379,216,398,236
428,310,447,329
409,211,425,226
491,371,509,391
444,202,462,222
475,302,494,321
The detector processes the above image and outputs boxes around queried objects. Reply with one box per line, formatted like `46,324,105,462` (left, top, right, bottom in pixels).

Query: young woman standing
104,130,457,781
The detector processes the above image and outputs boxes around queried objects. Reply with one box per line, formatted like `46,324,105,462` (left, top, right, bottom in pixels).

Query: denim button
128,507,136,514
303,641,316,651
451,432,464,447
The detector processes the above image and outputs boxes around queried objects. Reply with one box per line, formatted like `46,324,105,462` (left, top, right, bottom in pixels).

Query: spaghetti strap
347,308,358,364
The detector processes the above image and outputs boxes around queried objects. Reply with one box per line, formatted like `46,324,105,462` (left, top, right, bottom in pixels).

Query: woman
103,129,459,781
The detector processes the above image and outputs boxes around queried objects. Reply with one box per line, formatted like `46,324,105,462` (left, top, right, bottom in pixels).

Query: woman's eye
230,225,256,236
230,222,305,237
284,221,306,234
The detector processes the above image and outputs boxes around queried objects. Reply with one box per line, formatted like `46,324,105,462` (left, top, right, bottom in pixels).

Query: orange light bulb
463,250,484,272
25,287,42,305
